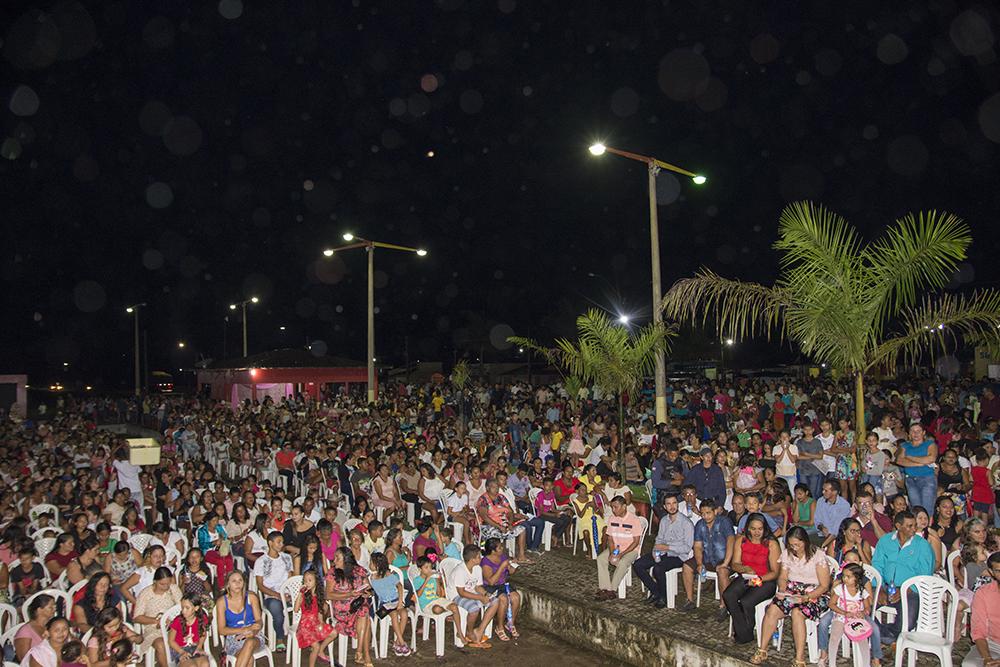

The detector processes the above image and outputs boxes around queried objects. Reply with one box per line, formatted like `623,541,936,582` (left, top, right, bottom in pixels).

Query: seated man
681,499,734,617
594,497,644,600
632,493,694,608
965,552,1000,667
851,490,890,549
449,543,500,648
871,510,935,644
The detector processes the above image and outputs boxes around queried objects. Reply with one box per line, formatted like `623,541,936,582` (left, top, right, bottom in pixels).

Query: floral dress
295,593,334,647
325,567,370,638
833,430,857,480
770,549,830,620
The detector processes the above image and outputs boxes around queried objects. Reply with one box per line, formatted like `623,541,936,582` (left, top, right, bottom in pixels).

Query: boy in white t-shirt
447,544,499,648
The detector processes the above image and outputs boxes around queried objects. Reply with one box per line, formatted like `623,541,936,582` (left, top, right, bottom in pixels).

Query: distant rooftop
206,348,364,370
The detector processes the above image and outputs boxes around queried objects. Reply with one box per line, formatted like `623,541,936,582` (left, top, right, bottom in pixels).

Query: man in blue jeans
897,423,938,514
795,423,826,501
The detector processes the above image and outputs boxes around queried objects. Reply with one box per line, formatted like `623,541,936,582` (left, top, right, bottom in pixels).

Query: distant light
821,363,827,368
426,150,435,158
372,358,377,362
343,232,354,241
177,342,185,348
618,314,629,324
937,323,944,330
518,347,524,353
229,304,237,310
724,338,734,346
323,249,334,257
589,143,606,156
125,307,134,314
249,368,258,378
416,249,428,256
692,175,707,185
85,385,92,391
250,296,259,304
63,362,69,367
279,326,286,331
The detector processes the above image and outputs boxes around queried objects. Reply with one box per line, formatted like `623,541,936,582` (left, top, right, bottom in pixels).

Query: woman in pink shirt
751,526,832,667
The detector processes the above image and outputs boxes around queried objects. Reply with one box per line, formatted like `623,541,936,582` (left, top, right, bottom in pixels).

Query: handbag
840,584,872,642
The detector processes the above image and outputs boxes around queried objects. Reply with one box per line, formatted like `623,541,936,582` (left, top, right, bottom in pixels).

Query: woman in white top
121,544,166,606
772,430,799,493
23,616,70,667
242,513,271,569
417,464,445,523
602,473,634,516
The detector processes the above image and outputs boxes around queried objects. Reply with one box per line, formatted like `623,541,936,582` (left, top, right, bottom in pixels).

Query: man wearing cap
683,447,726,508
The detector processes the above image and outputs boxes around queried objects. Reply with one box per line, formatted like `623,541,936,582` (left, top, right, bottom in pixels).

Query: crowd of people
1,373,999,667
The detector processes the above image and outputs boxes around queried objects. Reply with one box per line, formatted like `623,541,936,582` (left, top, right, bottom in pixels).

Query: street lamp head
229,304,237,310
342,232,354,241
416,249,428,257
125,307,134,313
692,175,707,185
177,342,185,348
725,338,734,346
323,248,334,257
589,143,607,156
617,314,629,324
250,297,259,304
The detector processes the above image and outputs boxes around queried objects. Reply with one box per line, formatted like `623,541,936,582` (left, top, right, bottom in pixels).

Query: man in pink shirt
595,496,644,600
967,552,1000,667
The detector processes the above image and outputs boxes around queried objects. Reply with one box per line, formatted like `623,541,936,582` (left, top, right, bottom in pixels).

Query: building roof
205,348,365,370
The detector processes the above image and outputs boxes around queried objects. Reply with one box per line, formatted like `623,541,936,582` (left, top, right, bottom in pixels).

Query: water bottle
699,565,707,582
504,582,514,628
771,629,780,643
652,549,663,564
886,582,896,597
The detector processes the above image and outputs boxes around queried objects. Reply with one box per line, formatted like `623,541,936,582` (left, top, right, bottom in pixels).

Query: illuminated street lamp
322,233,427,403
125,302,147,396
229,297,259,357
589,142,707,425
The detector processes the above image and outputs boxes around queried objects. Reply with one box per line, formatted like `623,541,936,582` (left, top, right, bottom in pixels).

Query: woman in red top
970,447,995,522
552,464,579,506
723,513,781,645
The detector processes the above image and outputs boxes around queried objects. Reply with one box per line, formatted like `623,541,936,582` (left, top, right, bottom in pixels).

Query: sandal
466,640,492,649
508,623,520,638
792,660,807,667
749,648,768,665
495,627,510,642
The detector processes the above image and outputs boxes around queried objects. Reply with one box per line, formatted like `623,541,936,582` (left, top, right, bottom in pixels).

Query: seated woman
196,513,235,581
826,518,871,565
15,594,56,663
724,513,781,645
43,533,77,581
215,571,265,667
66,536,104,587
132,567,182,667
120,545,166,607
751,526,831,667
85,607,142,667
72,572,120,634
444,481,478,544
480,538,522,642
23,616,72,667
179,548,215,611
570,483,604,560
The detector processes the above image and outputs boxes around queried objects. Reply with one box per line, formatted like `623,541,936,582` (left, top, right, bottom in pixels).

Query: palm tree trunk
854,371,866,467
617,391,626,475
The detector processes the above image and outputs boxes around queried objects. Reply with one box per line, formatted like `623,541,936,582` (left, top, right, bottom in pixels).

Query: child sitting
60,640,88,667
820,561,874,667
369,552,412,657
167,593,211,667
411,555,468,644
955,541,988,639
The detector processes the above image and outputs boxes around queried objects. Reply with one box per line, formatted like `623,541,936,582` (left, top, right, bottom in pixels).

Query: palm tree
509,308,675,472
451,359,470,437
662,201,1000,444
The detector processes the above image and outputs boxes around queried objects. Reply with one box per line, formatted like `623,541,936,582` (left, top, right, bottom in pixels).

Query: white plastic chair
129,533,154,553
0,623,24,662
213,604,276,667
29,527,63,541
342,518,362,534
439,556,492,648
409,569,452,657
27,504,60,528
33,537,56,561
0,604,16,636
21,588,71,622
109,526,132,543
616,516,648,599
894,575,959,667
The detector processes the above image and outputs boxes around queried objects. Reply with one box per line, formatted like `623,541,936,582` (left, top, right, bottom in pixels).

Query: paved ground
364,629,607,666
509,542,972,666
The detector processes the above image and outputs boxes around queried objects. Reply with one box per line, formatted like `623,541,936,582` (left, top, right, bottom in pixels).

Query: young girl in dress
824,563,872,667
571,484,604,558
167,593,211,667
294,570,337,667
567,417,586,468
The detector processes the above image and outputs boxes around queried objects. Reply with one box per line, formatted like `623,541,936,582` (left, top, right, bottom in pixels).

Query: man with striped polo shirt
595,496,644,600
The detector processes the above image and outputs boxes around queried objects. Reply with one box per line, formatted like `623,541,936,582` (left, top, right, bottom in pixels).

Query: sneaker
643,594,659,605
680,599,696,612
715,608,729,622
654,599,668,609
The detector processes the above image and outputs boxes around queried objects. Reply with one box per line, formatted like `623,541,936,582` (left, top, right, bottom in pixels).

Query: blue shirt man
814,479,852,540
682,448,727,507
871,510,936,643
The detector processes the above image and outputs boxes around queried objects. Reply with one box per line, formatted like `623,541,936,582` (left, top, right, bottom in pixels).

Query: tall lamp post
125,303,147,397
323,233,427,404
229,297,259,358
588,142,707,425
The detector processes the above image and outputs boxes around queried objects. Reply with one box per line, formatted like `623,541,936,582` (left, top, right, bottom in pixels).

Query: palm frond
774,201,863,293
662,269,792,342
864,210,971,320
873,290,1000,370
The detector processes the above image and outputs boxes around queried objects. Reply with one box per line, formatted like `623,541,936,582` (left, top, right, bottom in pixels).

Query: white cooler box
128,438,161,465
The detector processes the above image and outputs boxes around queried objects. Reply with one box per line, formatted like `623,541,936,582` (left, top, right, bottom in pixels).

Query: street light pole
589,142,706,425
125,303,146,397
229,297,259,357
367,244,376,404
323,234,427,405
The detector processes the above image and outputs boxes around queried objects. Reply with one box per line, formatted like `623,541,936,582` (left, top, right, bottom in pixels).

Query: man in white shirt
253,532,293,650
112,448,144,512
817,419,835,478
447,543,500,648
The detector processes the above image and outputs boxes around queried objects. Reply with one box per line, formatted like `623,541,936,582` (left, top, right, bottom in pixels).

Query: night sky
3,1,1000,389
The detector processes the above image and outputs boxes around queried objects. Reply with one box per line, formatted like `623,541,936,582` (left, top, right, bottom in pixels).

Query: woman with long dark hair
295,535,325,581
326,547,372,666
750,526,831,666
826,517,871,565
724,513,781,645
85,607,141,667
72,572,119,634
